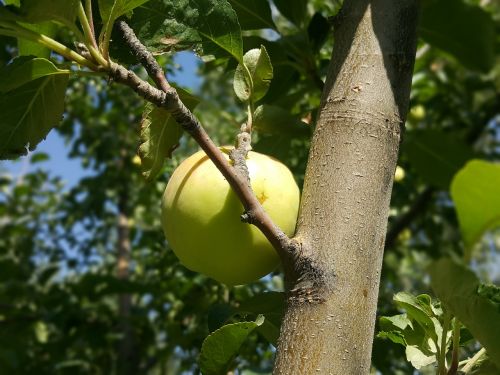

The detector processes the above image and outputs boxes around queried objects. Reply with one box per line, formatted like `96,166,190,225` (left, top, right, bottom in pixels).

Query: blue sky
1,51,202,186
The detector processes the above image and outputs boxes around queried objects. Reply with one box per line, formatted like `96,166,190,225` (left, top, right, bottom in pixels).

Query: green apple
161,148,300,285
394,165,405,183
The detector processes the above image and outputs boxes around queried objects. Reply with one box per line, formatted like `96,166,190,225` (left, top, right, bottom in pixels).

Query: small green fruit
161,148,300,285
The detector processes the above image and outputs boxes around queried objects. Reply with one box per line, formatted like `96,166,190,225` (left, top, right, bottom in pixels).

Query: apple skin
161,148,300,285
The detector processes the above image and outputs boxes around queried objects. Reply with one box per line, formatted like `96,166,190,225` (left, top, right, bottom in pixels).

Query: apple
161,148,300,285
394,165,405,182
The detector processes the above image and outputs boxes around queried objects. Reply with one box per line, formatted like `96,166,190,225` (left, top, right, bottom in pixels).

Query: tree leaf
419,0,495,72
207,303,237,332
17,21,57,59
451,160,500,256
228,0,275,30
377,330,407,346
429,258,500,370
138,89,199,181
307,12,330,53
199,316,264,375
404,130,474,190
394,292,441,344
234,46,272,102
20,0,80,24
98,0,152,50
405,345,436,370
128,0,243,61
3,0,20,6
273,0,308,27
98,0,152,22
0,56,69,93
0,74,68,159
253,104,309,137
238,291,284,316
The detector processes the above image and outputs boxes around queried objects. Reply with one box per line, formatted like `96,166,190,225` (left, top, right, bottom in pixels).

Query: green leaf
377,330,407,346
20,0,80,24
404,130,474,190
138,88,199,181
273,0,308,27
3,0,20,6
199,316,264,375
0,74,68,159
429,258,500,369
228,0,276,30
451,160,500,256
253,105,309,137
238,292,284,346
0,56,69,93
394,292,441,343
128,0,243,61
379,314,412,332
207,303,237,332
98,0,152,22
234,46,273,102
17,21,56,59
419,0,495,72
307,12,330,52
477,284,500,306
98,0,152,50
238,292,284,316
405,345,436,370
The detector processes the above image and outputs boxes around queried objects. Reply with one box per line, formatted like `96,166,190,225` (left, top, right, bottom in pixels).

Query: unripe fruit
394,166,405,182
161,148,300,285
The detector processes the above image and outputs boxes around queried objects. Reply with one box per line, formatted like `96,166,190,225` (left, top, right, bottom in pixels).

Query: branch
111,22,298,265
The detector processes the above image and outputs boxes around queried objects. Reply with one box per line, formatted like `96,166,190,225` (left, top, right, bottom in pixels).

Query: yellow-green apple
161,148,300,285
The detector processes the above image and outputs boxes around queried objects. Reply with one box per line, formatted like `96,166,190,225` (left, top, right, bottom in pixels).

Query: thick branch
111,24,297,265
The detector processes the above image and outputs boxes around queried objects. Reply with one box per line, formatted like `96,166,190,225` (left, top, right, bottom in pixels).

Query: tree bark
274,1,418,374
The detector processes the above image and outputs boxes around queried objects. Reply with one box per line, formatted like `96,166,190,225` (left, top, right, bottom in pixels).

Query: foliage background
0,0,499,374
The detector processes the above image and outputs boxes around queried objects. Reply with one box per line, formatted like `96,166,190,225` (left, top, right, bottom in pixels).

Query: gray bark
274,1,418,373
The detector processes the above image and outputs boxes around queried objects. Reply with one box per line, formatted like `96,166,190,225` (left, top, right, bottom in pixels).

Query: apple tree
0,0,499,374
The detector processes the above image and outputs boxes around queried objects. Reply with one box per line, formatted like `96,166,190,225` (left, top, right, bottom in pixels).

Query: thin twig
116,20,171,92
110,24,297,263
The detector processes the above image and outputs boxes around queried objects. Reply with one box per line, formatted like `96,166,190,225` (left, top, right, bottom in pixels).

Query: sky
0,51,202,187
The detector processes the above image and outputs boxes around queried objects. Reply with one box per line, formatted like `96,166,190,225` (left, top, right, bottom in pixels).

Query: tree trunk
274,1,418,374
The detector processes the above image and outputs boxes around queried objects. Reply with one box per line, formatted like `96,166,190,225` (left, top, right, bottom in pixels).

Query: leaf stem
438,310,451,375
78,2,97,49
246,102,254,133
85,0,96,42
447,319,461,375
0,22,98,70
77,3,108,67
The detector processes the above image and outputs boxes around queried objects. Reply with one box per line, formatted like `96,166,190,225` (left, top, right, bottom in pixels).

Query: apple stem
113,21,301,268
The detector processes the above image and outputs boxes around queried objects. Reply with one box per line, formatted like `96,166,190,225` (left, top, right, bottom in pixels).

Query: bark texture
274,1,418,373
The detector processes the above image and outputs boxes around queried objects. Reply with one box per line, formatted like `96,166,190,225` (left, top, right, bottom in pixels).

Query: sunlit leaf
429,259,500,369
0,74,68,159
199,316,264,375
128,0,243,61
0,56,69,93
138,88,199,181
234,46,272,102
451,160,500,256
